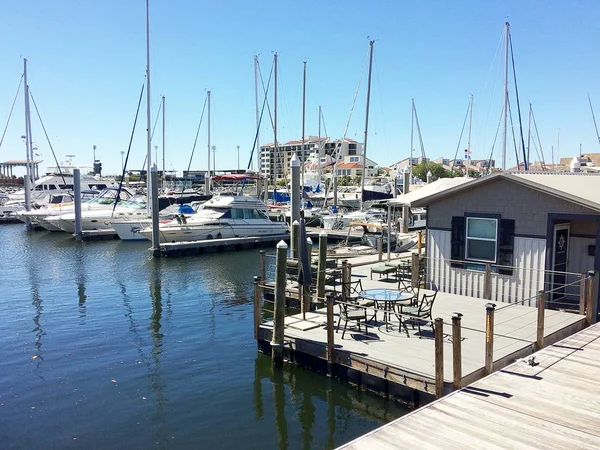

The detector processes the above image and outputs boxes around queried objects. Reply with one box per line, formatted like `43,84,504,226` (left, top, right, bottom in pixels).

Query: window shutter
497,219,515,275
450,216,465,268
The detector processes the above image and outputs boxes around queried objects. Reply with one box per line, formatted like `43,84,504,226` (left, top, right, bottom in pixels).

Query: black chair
336,294,369,339
402,290,438,338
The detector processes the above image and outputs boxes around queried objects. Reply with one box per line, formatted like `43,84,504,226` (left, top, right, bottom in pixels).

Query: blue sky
1,0,599,176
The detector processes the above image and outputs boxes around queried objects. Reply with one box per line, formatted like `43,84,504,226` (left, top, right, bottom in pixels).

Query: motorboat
327,222,418,258
138,195,289,243
42,187,135,233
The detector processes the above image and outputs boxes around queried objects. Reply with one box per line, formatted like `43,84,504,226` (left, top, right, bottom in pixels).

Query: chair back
418,290,438,313
341,279,363,304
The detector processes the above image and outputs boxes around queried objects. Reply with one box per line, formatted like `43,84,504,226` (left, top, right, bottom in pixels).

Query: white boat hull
140,221,289,243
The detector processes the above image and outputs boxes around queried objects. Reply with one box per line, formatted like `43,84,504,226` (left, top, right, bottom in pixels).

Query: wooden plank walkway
339,322,600,449
258,258,586,400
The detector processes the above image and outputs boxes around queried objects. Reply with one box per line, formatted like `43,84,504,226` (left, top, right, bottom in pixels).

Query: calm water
0,224,407,449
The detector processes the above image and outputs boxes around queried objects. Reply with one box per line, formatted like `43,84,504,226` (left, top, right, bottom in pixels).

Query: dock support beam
316,232,328,303
452,312,463,391
536,290,546,351
271,240,288,366
485,303,496,375
434,317,444,398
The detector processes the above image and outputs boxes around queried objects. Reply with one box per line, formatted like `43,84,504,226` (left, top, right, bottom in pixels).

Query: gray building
411,171,600,310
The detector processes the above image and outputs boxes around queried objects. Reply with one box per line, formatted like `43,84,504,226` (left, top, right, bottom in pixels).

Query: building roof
1,160,43,165
387,177,475,206
409,171,600,212
336,162,362,169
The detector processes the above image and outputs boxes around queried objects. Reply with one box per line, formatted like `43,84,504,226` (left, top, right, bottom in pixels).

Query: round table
360,289,413,331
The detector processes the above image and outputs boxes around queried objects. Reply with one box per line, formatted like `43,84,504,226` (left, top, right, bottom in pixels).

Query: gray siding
427,229,546,305
427,178,598,237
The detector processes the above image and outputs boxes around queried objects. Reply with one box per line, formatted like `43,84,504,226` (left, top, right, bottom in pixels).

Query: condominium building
259,136,363,183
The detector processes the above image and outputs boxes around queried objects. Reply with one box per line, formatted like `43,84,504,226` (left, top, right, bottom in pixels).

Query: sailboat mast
162,95,165,192
254,55,260,172
301,60,306,192
22,58,33,225
146,0,152,212
318,105,322,188
361,40,375,211
502,22,510,171
274,53,278,185
410,98,414,178
205,90,211,195
587,93,600,148
467,93,473,175
527,102,532,166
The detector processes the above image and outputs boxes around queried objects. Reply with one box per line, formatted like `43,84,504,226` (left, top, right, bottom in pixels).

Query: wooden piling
326,293,335,374
341,260,350,303
536,290,546,351
417,231,422,255
452,313,463,391
587,270,599,325
434,318,444,398
254,276,262,340
485,303,496,375
316,232,328,304
411,253,419,288
377,233,383,262
260,250,266,283
484,264,492,300
272,240,288,365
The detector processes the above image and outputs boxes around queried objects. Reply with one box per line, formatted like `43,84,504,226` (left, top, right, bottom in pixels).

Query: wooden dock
159,234,290,256
339,321,600,449
256,258,587,405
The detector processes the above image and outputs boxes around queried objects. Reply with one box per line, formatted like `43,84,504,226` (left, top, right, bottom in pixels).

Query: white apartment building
259,136,363,182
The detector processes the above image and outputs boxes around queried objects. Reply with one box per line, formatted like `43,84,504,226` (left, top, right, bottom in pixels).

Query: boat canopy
212,173,262,181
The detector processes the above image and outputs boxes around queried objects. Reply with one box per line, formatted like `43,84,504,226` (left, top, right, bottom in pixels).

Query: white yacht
4,164,113,216
139,195,289,243
41,187,135,233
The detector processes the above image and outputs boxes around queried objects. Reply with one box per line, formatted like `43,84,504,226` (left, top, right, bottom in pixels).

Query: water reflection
74,245,87,320
253,354,409,449
26,237,45,374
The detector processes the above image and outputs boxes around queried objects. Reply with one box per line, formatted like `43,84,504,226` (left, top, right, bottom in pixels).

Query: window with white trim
465,217,498,262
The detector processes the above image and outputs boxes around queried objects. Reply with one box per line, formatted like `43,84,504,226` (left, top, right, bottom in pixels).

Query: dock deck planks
339,322,600,449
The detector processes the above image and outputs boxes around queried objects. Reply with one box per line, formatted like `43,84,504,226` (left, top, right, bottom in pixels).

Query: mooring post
434,318,444,398
341,260,349,303
316,232,328,304
272,240,288,366
303,237,313,317
536,290,546,351
484,263,492,300
411,253,420,288
417,231,422,255
73,168,82,241
452,312,463,391
579,273,587,315
260,250,266,283
292,220,300,260
485,303,496,375
587,270,599,325
254,276,262,340
326,292,335,374
377,233,383,262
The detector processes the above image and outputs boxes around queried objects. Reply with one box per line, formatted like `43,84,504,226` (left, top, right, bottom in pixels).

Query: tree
412,162,449,182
